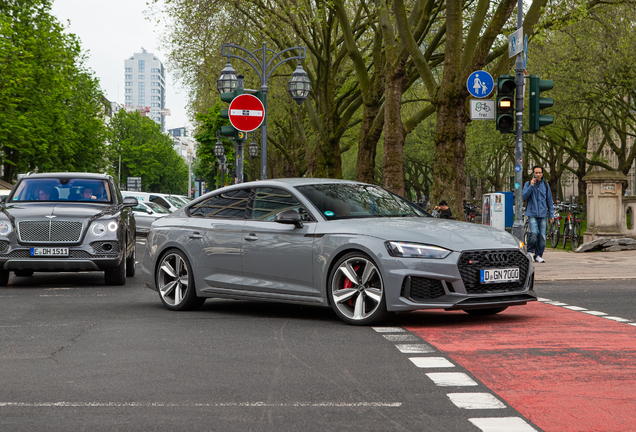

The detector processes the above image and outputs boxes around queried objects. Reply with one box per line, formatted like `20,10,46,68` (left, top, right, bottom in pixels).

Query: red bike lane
404,302,636,432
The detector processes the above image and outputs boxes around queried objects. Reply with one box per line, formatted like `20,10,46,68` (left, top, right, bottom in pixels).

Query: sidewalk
534,249,636,281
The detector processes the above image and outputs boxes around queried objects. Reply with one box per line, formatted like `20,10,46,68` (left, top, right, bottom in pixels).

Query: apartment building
124,49,166,132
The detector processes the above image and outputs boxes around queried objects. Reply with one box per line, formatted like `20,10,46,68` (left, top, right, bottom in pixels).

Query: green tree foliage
193,103,235,188
0,0,107,181
107,110,188,194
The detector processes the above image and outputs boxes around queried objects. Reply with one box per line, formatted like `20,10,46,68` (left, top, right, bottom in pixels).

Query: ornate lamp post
219,42,310,180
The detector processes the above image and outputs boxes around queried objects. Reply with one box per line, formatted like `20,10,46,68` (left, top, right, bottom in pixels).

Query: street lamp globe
217,61,238,94
214,140,225,158
248,139,259,158
288,63,311,105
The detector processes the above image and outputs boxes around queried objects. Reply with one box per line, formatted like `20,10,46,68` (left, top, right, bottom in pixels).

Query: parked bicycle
549,202,563,248
463,202,480,223
561,203,582,249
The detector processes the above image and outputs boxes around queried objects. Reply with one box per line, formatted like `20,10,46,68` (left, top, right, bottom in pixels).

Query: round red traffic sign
228,94,265,132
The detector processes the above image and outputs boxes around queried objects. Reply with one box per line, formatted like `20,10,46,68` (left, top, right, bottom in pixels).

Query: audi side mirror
122,197,138,208
274,209,303,229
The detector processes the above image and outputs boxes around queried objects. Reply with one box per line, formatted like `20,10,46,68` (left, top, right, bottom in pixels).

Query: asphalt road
1,240,634,431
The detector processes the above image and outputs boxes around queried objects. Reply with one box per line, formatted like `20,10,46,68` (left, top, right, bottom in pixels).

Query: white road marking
537,298,552,302
469,417,537,431
563,306,587,311
545,302,568,306
383,334,420,342
409,357,455,368
630,323,636,327
447,393,506,409
395,344,435,354
0,401,402,408
603,316,631,322
373,327,405,333
426,373,478,387
583,311,607,316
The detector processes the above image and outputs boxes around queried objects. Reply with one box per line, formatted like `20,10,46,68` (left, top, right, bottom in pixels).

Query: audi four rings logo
486,253,509,264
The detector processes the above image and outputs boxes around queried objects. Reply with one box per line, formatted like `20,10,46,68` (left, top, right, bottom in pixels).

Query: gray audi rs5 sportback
142,179,536,325
0,173,138,286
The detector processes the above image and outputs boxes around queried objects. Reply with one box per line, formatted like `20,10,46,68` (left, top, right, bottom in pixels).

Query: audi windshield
296,183,427,220
10,178,113,203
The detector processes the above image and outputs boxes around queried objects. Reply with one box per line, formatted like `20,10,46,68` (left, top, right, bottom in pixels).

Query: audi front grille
17,220,84,243
457,249,529,294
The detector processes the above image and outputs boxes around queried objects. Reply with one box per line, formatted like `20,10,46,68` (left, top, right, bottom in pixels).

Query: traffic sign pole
512,0,525,244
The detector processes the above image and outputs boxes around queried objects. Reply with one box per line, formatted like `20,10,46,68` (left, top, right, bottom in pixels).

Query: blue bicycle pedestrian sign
467,71,494,98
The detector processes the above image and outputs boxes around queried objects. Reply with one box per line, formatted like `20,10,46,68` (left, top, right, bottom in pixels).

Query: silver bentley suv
142,178,536,325
0,173,138,286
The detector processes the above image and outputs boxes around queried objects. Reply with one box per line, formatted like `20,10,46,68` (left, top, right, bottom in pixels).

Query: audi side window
250,187,312,222
188,188,251,219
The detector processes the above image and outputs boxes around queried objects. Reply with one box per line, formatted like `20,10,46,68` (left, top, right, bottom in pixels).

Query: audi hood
320,217,521,251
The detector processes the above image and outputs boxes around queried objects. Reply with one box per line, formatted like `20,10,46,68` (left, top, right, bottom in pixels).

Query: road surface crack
50,321,98,362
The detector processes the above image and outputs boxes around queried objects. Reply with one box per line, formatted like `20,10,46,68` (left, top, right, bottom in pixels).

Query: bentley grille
17,220,84,243
457,249,529,294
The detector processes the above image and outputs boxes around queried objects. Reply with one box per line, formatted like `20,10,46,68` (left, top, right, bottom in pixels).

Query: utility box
482,192,513,230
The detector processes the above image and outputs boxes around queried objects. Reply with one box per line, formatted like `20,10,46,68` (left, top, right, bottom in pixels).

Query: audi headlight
385,241,451,259
91,222,106,237
0,221,12,236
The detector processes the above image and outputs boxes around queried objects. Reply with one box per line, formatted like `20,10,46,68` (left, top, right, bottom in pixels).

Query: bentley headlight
385,241,451,259
108,221,118,232
0,221,12,236
91,222,106,237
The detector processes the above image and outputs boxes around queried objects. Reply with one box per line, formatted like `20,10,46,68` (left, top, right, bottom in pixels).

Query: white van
121,191,185,212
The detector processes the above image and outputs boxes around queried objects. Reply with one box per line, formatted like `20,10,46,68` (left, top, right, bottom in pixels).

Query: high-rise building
124,48,166,131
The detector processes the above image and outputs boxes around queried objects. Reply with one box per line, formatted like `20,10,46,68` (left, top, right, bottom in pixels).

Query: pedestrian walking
522,165,555,263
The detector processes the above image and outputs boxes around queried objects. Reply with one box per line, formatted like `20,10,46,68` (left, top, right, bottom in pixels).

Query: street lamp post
218,42,310,180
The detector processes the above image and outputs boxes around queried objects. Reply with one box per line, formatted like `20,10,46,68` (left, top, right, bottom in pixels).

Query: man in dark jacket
522,165,555,263
438,201,453,219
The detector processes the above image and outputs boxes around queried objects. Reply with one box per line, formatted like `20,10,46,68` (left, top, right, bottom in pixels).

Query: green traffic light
529,75,554,132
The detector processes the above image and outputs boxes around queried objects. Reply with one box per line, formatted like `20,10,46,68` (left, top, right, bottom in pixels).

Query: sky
50,0,190,131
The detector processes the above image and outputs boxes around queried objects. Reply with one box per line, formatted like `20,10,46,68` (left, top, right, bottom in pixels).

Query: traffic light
496,74,515,133
529,75,554,132
220,87,246,142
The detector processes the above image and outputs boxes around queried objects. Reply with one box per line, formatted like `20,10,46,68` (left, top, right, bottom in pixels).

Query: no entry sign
228,94,265,132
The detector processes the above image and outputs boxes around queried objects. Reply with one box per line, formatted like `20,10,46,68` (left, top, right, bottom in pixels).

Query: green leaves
0,0,107,181
107,110,188,194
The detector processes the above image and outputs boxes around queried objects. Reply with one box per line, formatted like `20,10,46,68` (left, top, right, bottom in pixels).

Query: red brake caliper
343,265,361,306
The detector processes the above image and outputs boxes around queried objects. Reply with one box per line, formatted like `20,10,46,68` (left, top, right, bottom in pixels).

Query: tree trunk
382,65,407,195
355,104,383,183
432,90,468,219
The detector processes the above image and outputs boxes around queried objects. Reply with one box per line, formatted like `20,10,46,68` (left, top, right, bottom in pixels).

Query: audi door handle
244,233,258,242
189,232,203,239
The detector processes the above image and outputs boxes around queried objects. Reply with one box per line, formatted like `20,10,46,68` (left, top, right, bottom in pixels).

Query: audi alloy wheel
329,252,386,325
156,249,205,311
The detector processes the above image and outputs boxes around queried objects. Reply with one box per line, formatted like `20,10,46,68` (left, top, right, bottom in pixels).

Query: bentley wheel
157,249,205,311
0,270,9,286
329,252,386,326
126,242,136,277
464,307,508,316
104,255,126,286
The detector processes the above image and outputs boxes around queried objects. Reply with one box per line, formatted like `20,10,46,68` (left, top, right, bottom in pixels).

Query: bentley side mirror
274,209,303,228
122,197,139,208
